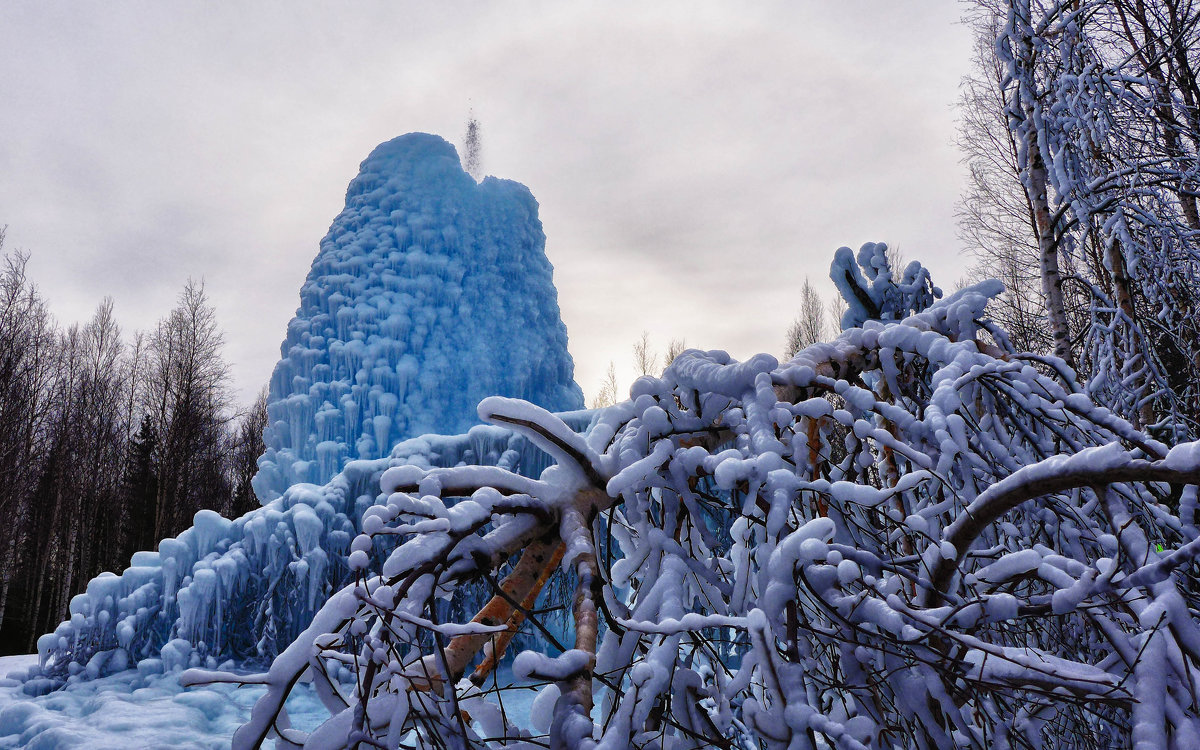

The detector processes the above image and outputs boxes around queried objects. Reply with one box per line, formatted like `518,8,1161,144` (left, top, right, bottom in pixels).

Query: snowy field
0,656,540,749
0,654,307,749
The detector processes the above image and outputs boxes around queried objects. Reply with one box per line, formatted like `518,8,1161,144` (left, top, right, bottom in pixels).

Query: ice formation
28,414,590,690
26,133,589,689
253,132,583,501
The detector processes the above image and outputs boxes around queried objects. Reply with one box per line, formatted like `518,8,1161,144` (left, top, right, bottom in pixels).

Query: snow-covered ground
0,657,36,679
0,657,540,749
0,655,288,749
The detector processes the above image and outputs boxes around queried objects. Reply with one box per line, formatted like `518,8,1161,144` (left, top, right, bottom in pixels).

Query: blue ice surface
253,133,584,502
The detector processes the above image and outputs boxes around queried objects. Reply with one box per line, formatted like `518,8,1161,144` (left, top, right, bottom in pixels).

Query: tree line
588,331,688,408
957,0,1200,437
0,234,267,654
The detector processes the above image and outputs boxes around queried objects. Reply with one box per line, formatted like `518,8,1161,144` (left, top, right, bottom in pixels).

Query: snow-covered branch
208,279,1200,748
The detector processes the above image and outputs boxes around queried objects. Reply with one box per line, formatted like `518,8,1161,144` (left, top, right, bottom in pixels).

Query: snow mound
253,133,583,501
0,661,549,750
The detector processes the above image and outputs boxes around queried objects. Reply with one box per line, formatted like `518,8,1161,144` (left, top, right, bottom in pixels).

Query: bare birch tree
784,277,828,359
632,330,657,377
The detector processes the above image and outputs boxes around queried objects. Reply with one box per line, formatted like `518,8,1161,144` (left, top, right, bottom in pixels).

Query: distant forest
0,232,267,653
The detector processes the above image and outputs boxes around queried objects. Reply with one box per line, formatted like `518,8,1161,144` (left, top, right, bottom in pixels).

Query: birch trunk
1025,126,1075,368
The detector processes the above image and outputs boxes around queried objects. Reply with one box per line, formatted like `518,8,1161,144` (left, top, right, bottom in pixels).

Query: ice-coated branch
479,396,608,489
924,442,1200,605
434,534,564,690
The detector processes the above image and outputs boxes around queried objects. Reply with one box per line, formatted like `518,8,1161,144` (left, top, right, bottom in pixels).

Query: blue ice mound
30,416,591,689
253,133,583,501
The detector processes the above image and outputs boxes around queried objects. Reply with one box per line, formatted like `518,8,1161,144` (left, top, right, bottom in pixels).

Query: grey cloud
0,1,973,404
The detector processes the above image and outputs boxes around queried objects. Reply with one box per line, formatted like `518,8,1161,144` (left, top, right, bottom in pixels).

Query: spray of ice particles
253,133,584,501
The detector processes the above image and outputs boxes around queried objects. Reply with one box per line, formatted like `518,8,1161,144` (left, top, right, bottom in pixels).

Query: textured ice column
253,133,583,501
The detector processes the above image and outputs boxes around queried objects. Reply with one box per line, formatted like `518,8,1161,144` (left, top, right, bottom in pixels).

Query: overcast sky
0,1,975,406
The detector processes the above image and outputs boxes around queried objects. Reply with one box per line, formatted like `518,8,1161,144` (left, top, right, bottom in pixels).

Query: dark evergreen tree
226,389,267,519
122,414,159,555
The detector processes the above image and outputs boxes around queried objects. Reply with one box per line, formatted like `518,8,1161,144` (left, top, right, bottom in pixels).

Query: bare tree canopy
784,277,828,359
0,257,247,654
632,330,657,377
